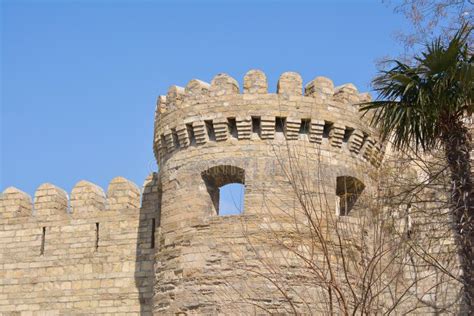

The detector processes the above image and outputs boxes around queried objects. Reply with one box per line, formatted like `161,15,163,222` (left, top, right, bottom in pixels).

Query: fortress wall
0,69,465,315
0,175,159,315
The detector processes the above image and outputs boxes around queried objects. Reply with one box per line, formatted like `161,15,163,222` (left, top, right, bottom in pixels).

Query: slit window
95,223,100,251
227,118,238,139
275,117,286,134
299,119,311,134
205,120,216,141
186,124,196,145
202,165,245,216
40,227,46,255
151,218,156,249
336,176,365,216
252,116,261,136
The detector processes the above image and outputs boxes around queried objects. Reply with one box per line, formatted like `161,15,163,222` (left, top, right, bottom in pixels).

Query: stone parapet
1,177,141,220
153,70,383,168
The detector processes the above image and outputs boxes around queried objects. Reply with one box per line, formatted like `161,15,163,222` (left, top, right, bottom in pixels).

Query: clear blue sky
1,0,408,209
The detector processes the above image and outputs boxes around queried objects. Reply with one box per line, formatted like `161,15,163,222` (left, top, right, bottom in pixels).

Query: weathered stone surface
0,70,467,315
243,69,267,94
0,175,157,315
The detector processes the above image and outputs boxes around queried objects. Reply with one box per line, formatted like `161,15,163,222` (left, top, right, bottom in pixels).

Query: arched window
201,165,245,215
336,176,365,216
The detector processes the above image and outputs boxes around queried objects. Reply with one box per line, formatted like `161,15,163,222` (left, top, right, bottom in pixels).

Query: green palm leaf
361,24,473,152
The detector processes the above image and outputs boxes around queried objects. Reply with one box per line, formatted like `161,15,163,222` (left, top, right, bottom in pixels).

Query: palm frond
360,23,473,152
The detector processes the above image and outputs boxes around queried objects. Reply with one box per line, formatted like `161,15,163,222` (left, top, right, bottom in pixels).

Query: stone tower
152,70,384,314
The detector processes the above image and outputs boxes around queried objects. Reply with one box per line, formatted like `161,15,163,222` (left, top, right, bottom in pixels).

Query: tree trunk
442,120,474,314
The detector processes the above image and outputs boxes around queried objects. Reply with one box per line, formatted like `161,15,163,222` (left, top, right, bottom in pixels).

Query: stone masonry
152,70,386,314
1,69,469,314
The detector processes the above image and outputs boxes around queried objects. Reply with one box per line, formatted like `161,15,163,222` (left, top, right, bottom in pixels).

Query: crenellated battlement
0,177,141,220
0,174,158,314
154,69,384,168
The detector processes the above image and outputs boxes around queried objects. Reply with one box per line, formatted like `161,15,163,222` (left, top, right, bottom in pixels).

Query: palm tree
361,25,474,312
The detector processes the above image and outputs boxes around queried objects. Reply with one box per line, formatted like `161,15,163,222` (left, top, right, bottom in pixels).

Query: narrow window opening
186,124,196,145
227,118,238,139
151,218,156,249
275,117,286,134
202,165,245,216
343,127,354,143
336,176,365,216
405,204,413,239
205,120,216,141
252,116,261,137
323,121,333,138
299,119,311,134
171,128,180,149
95,222,100,251
40,227,46,255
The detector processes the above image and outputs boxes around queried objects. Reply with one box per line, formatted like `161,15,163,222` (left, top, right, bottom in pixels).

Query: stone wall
0,175,159,315
0,69,468,315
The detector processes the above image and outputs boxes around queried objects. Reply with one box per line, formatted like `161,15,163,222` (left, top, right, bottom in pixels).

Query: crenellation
358,92,372,103
70,180,106,214
0,187,33,218
0,172,155,315
166,86,185,110
305,76,334,99
156,95,167,117
210,73,239,96
243,69,267,94
107,177,140,210
185,79,210,100
154,71,383,169
34,183,69,217
277,72,303,96
333,83,359,104
154,71,382,168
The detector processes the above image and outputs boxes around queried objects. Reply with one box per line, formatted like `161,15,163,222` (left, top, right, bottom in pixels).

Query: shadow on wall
135,172,161,315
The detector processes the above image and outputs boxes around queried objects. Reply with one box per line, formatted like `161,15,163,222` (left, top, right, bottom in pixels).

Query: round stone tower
152,70,383,314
